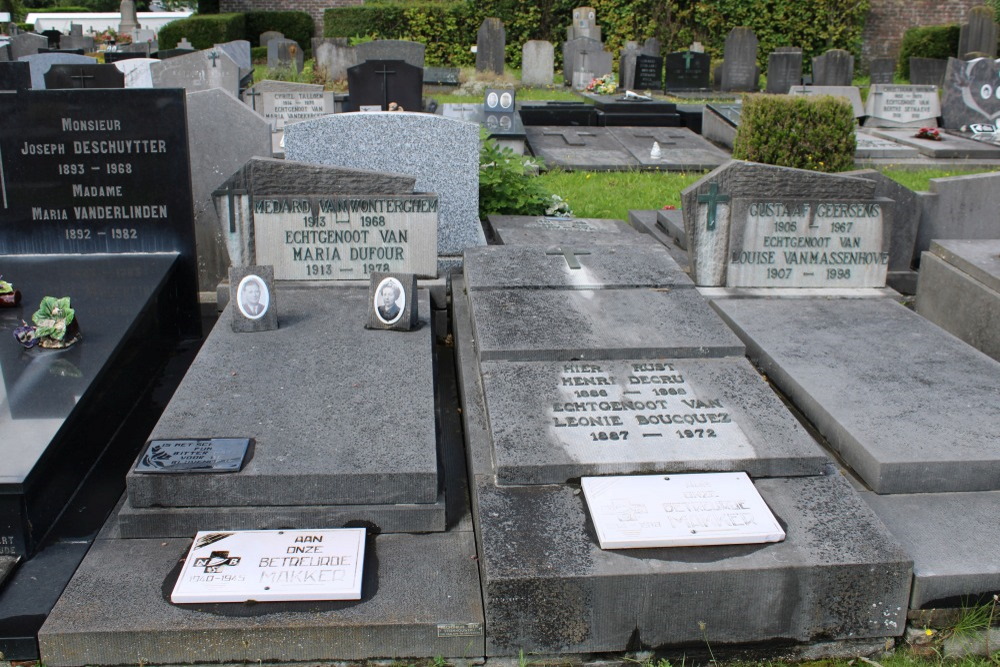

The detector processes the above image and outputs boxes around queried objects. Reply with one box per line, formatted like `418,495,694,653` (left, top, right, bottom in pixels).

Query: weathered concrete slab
862,490,1000,608
916,240,1000,362
463,244,692,289
854,130,920,159
38,531,483,665
525,126,636,170
607,126,728,170
478,356,829,484
485,214,646,247
867,128,1000,158
126,287,438,507
469,287,745,361
917,172,1000,258
712,297,1000,494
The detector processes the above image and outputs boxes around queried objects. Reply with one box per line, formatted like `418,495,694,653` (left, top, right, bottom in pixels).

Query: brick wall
862,0,979,60
219,0,361,37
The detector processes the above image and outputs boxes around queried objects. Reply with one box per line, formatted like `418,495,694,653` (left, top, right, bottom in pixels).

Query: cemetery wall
862,0,979,60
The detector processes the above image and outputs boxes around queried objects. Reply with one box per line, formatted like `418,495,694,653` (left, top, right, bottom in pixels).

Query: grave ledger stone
720,27,758,92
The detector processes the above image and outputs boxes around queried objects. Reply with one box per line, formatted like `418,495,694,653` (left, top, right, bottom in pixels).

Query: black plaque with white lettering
135,438,254,473
634,54,664,90
0,89,198,333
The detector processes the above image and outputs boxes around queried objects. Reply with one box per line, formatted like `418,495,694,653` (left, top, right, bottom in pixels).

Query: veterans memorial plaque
171,528,366,603
582,472,785,549
134,438,252,473
252,194,439,279
726,199,889,287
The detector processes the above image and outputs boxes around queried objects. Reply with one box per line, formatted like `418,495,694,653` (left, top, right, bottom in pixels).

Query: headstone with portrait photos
229,265,278,332
366,272,418,330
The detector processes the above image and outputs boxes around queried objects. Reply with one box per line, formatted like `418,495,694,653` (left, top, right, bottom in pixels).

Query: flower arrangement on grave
96,29,131,46
914,127,941,141
0,276,21,308
545,194,573,217
13,296,82,349
585,74,617,95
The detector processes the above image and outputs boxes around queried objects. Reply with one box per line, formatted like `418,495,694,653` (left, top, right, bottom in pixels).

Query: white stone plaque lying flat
171,528,365,603
582,472,785,549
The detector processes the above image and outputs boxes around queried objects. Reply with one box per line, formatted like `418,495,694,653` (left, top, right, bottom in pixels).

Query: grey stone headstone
563,36,612,89
259,31,283,49
863,84,940,128
356,39,424,69
114,57,157,87
618,41,640,89
788,85,864,117
812,48,854,86
766,49,802,94
521,40,554,86
959,5,998,59
476,18,505,75
150,48,240,96
867,126,1000,158
186,88,272,291
720,27,758,91
314,37,357,81
229,265,277,332
909,57,948,86
941,56,1000,128
61,34,96,52
0,61,32,90
642,37,661,57
284,113,482,261
214,39,251,75
119,0,140,36
869,57,895,84
567,6,600,41
267,38,304,74
18,52,95,89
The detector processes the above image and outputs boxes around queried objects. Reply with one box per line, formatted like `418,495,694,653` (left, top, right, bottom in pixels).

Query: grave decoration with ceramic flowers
14,296,82,349
0,276,21,308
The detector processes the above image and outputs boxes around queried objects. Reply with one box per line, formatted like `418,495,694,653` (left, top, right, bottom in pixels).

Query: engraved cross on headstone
697,181,729,232
208,51,220,67
546,247,591,269
375,64,396,110
683,51,694,69
245,87,261,110
543,130,596,146
70,69,95,88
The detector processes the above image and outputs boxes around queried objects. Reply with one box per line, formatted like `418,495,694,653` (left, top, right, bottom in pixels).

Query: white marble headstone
582,472,785,549
171,528,366,603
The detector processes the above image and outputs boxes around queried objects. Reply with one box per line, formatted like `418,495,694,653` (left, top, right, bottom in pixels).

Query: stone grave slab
941,57,1000,129
863,84,940,128
463,243,691,289
518,100,596,126
712,297,1000,494
524,126,636,170
346,59,422,112
811,49,854,86
150,48,239,97
917,171,1000,257
788,85,864,117
656,208,687,249
861,489,1000,607
38,531,484,665
476,18,505,75
521,40,554,86
854,129,920,158
284,113,481,261
607,126,728,170
483,215,649,248
477,356,828,484
766,49,802,94
0,60,30,89
867,127,1000,157
582,473,785,549
356,39,424,68
18,51,95,89
701,103,740,148
171,528,366,603
916,239,1000,362
440,103,525,152
114,56,157,87
665,50,710,90
720,27,758,92
583,94,681,127
125,287,438,508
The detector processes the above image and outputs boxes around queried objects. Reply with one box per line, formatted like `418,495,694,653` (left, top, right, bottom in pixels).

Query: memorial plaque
582,472,785,549
665,51,710,90
252,194,438,280
633,54,663,90
171,528,366,603
727,198,890,288
863,84,940,128
230,265,278,332
0,89,197,330
134,438,253,473
260,89,335,131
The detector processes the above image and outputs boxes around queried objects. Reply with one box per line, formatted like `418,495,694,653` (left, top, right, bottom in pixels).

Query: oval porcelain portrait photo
374,276,405,325
237,274,270,320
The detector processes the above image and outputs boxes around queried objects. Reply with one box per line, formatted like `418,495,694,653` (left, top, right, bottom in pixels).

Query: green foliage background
324,0,870,70
156,10,311,50
896,25,961,79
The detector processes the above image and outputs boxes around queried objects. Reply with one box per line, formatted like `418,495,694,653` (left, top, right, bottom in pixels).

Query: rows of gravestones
3,3,1000,663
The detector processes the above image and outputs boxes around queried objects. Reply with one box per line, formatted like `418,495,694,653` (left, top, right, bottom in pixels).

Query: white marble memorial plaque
261,90,335,131
727,198,888,287
582,472,785,549
252,194,439,280
863,84,940,128
171,528,366,603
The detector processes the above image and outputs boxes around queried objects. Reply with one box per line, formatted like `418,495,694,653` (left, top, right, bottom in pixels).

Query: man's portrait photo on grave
237,274,269,320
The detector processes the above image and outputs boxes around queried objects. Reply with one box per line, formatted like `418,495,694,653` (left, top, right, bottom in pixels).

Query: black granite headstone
665,50,710,90
634,54,663,90
104,51,148,64
0,61,31,90
41,29,62,49
518,101,596,126
869,57,895,84
44,64,125,89
346,58,422,112
0,89,199,335
38,48,85,55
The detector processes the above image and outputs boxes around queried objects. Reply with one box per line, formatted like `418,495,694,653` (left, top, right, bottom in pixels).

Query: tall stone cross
697,181,729,231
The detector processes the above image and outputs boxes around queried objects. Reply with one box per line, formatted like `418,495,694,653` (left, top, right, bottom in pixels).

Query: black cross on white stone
546,247,591,270
208,51,220,67
542,130,596,146
375,64,396,110
697,181,729,232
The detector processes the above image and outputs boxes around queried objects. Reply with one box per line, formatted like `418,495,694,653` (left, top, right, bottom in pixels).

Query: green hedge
24,5,92,12
157,12,245,50
897,24,960,79
732,94,856,172
324,0,870,72
245,11,314,50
